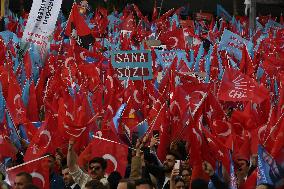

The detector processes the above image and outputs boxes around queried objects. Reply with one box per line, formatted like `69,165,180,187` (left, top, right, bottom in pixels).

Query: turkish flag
0,134,18,161
7,156,50,189
57,94,91,139
65,3,94,49
24,116,62,162
23,51,32,80
159,28,186,49
27,82,39,122
120,13,135,31
218,68,269,103
6,74,27,125
78,137,128,175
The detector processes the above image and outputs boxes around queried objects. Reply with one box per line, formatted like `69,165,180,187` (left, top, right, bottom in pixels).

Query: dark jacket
146,164,170,189
50,172,65,189
210,173,229,189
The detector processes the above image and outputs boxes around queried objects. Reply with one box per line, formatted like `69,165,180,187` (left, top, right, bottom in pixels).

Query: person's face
236,159,249,178
170,142,178,151
62,168,74,186
175,181,185,189
117,182,128,189
163,154,176,172
88,162,104,180
14,176,30,189
181,170,191,184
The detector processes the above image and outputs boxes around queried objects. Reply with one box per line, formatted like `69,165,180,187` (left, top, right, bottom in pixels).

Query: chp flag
22,0,63,49
218,68,269,103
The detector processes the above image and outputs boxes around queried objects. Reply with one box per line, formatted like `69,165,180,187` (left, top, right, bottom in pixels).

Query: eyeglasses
89,166,102,171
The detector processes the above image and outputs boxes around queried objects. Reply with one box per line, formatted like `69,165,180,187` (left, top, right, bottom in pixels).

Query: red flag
218,68,269,103
57,94,91,139
78,137,128,175
27,82,39,121
6,75,27,125
239,45,255,77
0,134,18,161
159,28,186,49
23,51,32,79
7,156,50,189
24,116,62,161
120,13,135,31
152,0,158,21
65,3,94,49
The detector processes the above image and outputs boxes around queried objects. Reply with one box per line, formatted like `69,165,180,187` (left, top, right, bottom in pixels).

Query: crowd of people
0,0,283,189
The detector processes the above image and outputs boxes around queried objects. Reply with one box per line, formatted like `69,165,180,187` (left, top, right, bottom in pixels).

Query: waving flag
7,156,50,189
6,74,27,125
218,68,269,103
229,151,238,189
257,145,284,187
78,137,128,175
219,29,253,61
159,28,186,50
65,3,94,49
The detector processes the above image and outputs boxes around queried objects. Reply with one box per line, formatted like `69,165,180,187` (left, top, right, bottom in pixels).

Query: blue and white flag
219,29,253,61
257,145,284,187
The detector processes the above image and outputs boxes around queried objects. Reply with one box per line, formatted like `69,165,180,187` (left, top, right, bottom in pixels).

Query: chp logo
228,75,255,99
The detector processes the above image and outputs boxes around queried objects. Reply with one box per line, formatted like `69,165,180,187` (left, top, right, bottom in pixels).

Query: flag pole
263,112,284,146
6,155,50,171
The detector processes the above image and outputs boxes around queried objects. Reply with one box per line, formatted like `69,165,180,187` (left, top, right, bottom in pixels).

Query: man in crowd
147,151,177,189
62,166,80,189
14,172,32,189
67,140,109,189
44,154,65,189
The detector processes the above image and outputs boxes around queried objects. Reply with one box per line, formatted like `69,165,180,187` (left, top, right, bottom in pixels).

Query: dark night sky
8,0,284,17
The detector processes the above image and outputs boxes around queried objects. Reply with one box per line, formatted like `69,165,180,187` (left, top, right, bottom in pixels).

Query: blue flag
194,43,204,72
0,83,5,123
219,29,253,61
137,120,149,138
229,151,238,189
113,103,127,132
6,112,21,149
257,145,284,187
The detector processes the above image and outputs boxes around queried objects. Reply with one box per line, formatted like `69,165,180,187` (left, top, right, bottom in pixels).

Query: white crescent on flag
107,105,114,115
107,75,114,88
218,123,232,137
192,128,202,146
80,51,87,61
64,57,75,68
13,94,21,105
65,125,87,138
103,154,118,171
169,37,178,48
30,172,45,188
39,130,51,149
133,90,141,104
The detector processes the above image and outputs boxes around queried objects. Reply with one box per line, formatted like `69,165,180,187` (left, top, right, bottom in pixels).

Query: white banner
22,0,63,48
